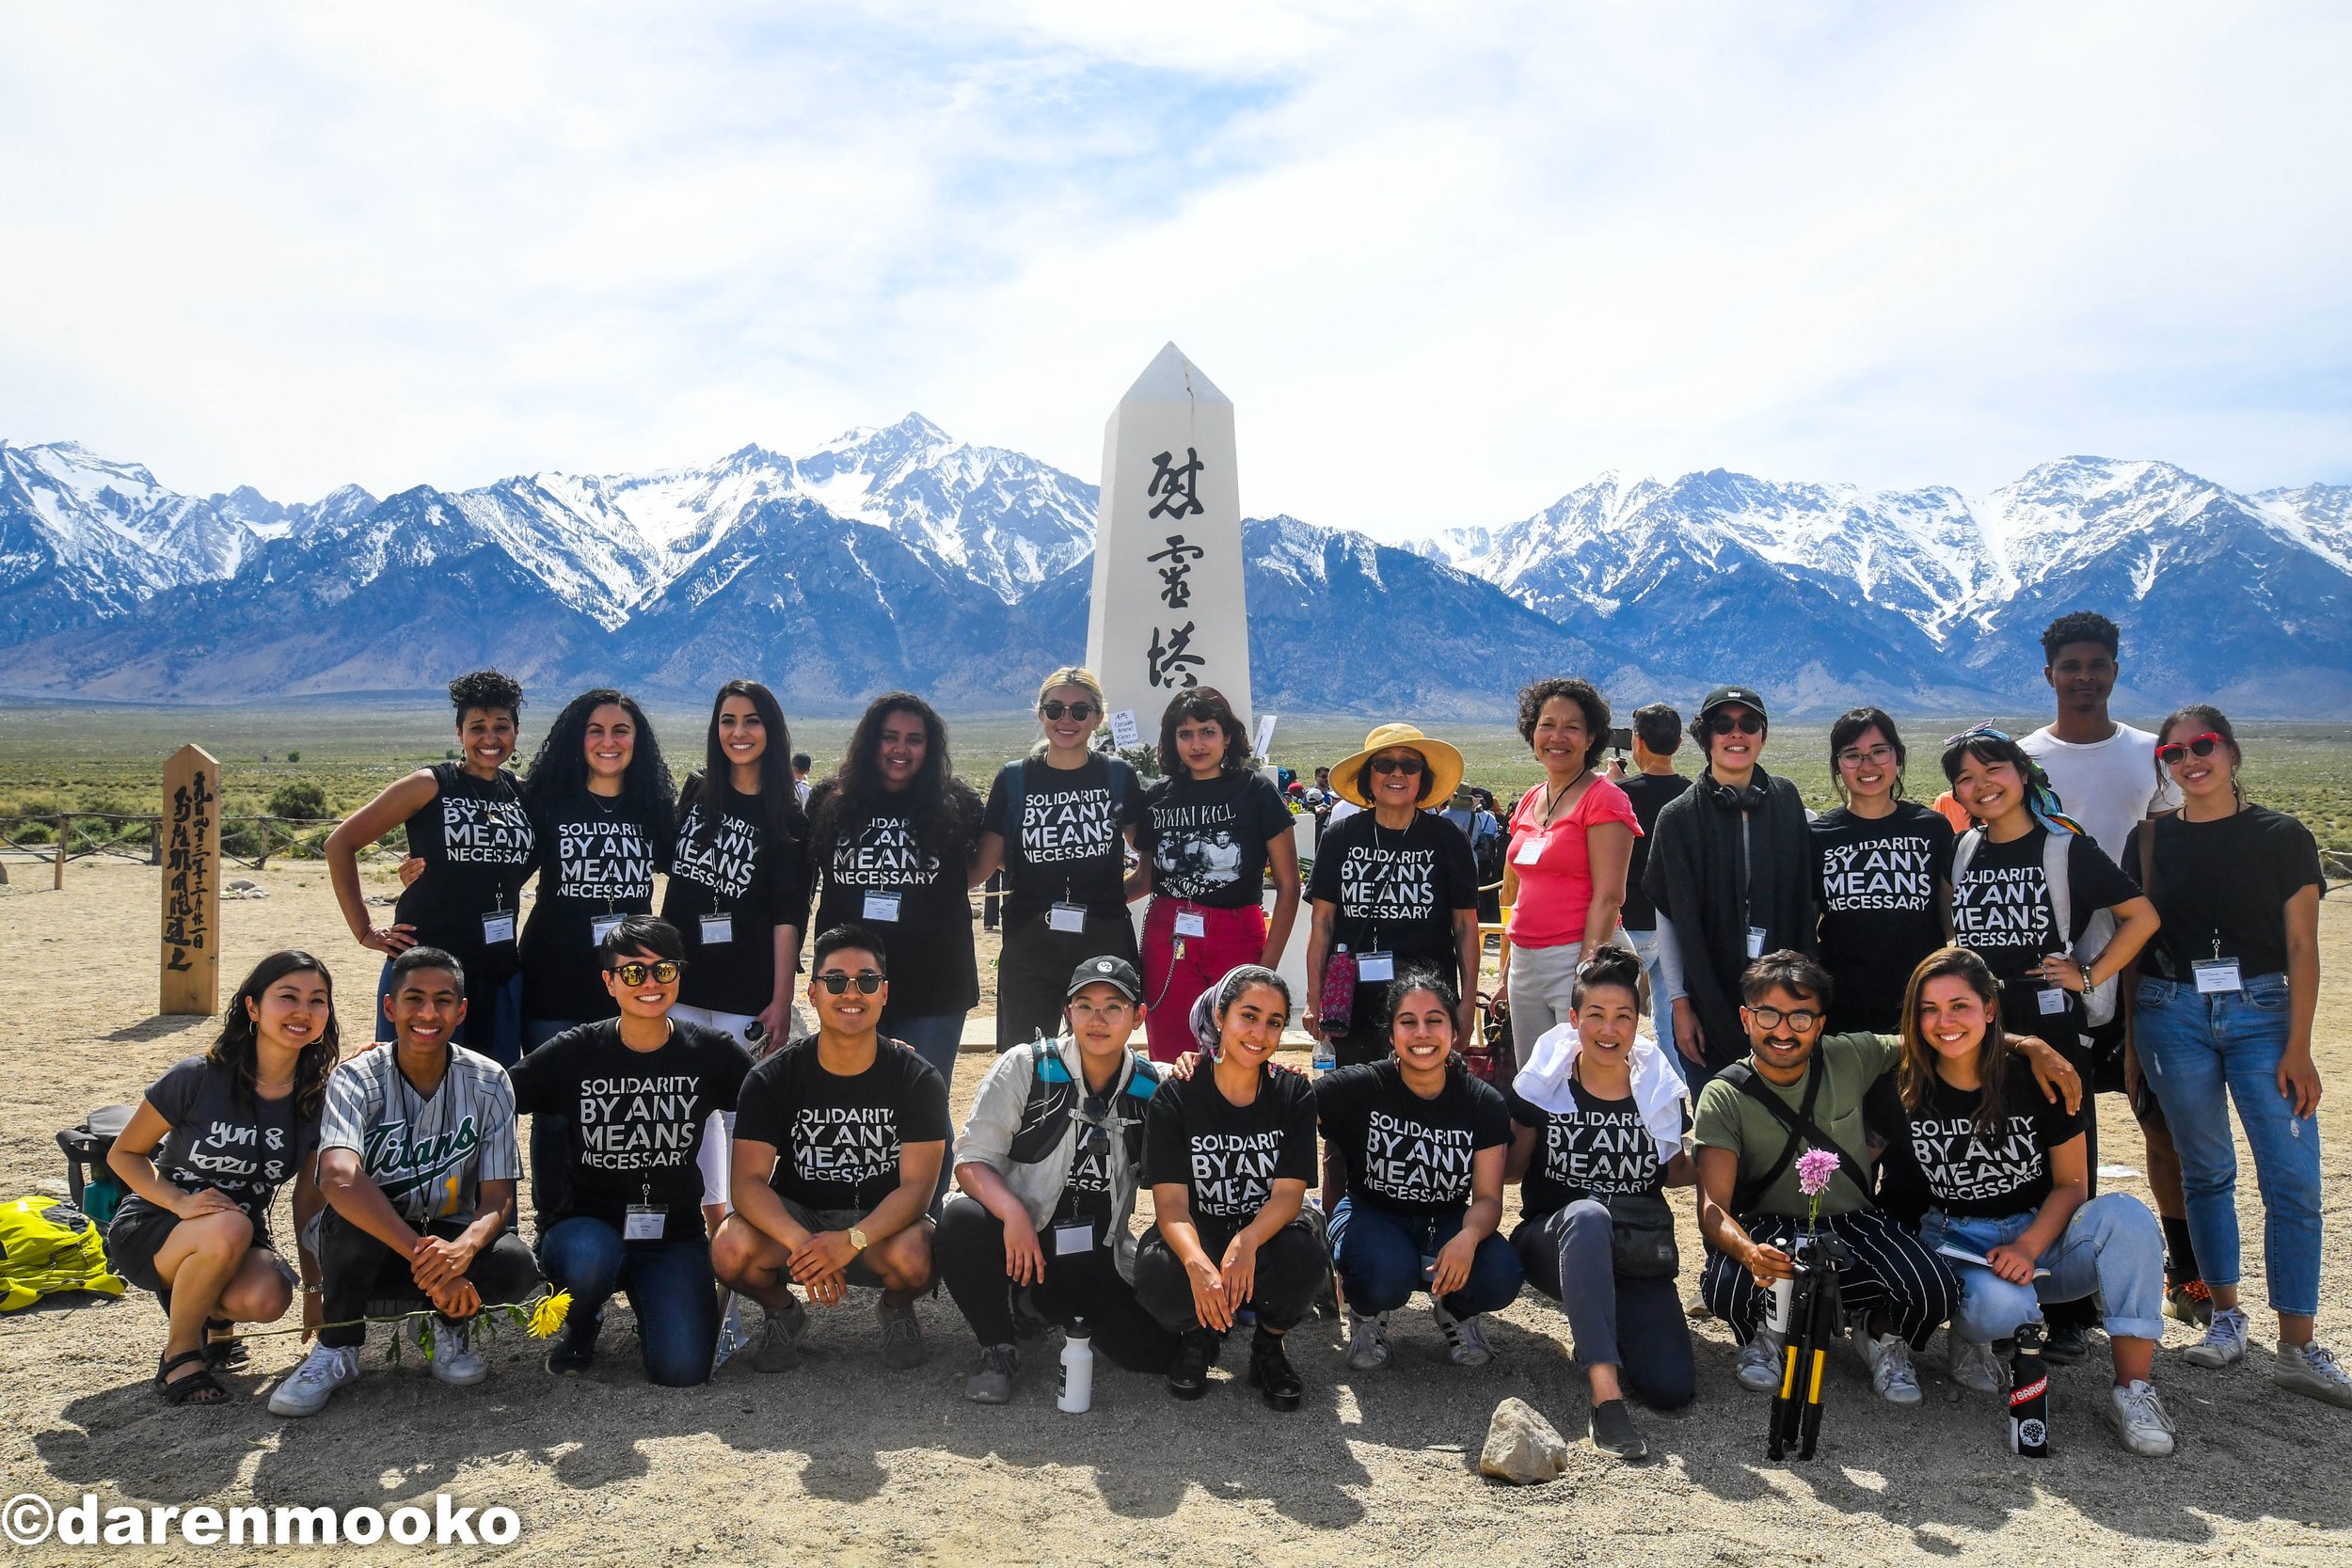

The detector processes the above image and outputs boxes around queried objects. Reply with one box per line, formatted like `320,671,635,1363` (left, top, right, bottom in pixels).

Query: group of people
101,609,2341,1465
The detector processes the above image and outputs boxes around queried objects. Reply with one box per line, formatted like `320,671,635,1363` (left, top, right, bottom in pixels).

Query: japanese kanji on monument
1084,342,1254,729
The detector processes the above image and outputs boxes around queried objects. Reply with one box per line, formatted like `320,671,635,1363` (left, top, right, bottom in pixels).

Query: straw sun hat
1329,722,1467,809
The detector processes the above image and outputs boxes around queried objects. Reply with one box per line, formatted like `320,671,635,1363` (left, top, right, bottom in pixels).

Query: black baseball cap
1698,685,1769,723
1066,955,1144,1003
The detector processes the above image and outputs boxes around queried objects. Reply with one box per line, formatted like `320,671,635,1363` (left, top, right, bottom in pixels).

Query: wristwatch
847,1227,869,1252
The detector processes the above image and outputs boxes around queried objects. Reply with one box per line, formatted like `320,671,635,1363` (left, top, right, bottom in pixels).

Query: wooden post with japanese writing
160,744,222,1016
1085,342,1254,736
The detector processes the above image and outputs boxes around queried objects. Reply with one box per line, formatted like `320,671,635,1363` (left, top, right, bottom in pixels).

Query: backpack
1951,826,2119,1028
1002,755,1134,864
0,1196,125,1312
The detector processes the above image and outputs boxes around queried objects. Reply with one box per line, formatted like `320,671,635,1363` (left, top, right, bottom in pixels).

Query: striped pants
1701,1209,1959,1352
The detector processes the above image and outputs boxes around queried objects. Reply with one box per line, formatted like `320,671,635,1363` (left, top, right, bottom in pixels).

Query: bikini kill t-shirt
519,786,662,1023
1137,771,1294,908
1315,1058,1510,1217
1905,1070,2083,1220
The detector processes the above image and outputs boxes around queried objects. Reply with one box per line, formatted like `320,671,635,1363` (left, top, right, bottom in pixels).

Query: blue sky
3,2,2346,538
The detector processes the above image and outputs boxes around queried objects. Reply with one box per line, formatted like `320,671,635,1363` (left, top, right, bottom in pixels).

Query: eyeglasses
1040,701,1097,721
1836,745,1898,768
1706,712,1764,736
1368,755,1426,776
609,960,683,986
814,972,885,995
1745,1005,1822,1032
2156,733,2227,767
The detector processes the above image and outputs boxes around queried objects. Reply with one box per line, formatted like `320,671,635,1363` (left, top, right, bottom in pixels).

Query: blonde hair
1035,666,1107,714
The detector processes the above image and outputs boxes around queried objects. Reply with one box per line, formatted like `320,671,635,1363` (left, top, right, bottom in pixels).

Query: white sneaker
1734,1329,1785,1393
269,1343,359,1417
1862,1332,1923,1405
2103,1379,2178,1456
2184,1306,2249,1369
2275,1340,2352,1408
1345,1311,1392,1372
1948,1337,2004,1394
425,1316,486,1386
1430,1298,1495,1367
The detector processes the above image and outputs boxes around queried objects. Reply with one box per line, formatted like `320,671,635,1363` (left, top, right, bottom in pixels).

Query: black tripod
1766,1233,1850,1461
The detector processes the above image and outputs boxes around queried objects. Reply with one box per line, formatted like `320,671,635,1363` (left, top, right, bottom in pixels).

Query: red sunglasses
2155,733,2227,767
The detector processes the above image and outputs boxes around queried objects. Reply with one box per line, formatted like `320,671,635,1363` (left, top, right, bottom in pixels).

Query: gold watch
847,1226,869,1252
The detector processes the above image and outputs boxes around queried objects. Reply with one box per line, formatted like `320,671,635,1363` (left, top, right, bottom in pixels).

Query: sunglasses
1369,754,1426,776
814,972,885,995
1040,701,1097,721
609,959,683,986
1745,1005,1822,1032
2156,733,2227,767
1706,712,1764,736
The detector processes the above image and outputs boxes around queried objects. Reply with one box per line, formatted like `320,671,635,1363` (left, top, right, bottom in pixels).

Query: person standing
2124,707,2345,1405
970,668,1145,1052
1614,703,1692,1070
1810,708,1954,1035
1499,678,1640,1044
806,692,986,1088
792,753,814,807
1135,688,1300,1063
326,670,535,1065
1643,686,1815,1090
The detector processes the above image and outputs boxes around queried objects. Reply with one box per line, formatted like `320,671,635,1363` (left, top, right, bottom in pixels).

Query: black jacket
1642,766,1817,1070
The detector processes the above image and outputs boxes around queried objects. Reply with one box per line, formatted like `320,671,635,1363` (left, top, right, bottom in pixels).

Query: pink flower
1795,1148,1840,1198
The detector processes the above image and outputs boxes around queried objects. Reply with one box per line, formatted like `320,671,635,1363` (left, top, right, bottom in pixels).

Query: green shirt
1692,1033,1901,1219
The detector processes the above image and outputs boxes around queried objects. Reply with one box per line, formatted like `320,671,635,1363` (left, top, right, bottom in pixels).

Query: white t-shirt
2020,724,2180,861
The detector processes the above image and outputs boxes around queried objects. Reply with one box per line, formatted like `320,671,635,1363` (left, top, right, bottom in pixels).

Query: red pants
1139,897,1268,1062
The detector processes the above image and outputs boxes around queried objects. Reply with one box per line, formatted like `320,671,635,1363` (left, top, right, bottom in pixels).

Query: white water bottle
1057,1318,1094,1414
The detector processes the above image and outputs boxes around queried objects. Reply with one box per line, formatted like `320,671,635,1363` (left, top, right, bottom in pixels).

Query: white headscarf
1511,1020,1688,1164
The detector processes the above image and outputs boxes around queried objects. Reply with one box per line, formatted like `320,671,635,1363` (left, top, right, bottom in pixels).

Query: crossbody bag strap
1721,1060,1818,1216
1730,1055,1870,1200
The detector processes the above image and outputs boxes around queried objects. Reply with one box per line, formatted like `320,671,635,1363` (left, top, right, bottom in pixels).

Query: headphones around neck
1702,770,1770,812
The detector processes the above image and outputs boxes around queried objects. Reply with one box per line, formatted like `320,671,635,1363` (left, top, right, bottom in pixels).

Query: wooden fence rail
0,812,349,885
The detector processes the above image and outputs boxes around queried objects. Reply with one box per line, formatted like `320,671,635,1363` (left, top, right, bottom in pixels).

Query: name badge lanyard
1054,1089,1119,1254
1358,817,1406,982
1740,809,1767,961
624,1182,665,1242
587,794,628,945
481,886,516,947
2193,927,2243,994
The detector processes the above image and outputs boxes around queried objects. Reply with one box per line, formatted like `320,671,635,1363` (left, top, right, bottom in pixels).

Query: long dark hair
2153,704,2246,807
1156,688,1250,777
807,690,981,869
1897,946,2010,1136
685,679,805,853
521,688,678,860
210,950,341,1121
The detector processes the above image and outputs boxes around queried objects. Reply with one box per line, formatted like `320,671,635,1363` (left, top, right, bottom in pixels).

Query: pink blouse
1505,773,1642,949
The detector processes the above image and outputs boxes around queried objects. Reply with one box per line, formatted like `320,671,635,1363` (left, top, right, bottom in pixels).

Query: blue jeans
2134,972,2321,1316
1919,1195,2165,1345
890,1012,967,1094
1625,927,1678,1078
375,963,525,1067
523,1018,581,1221
1327,1196,1523,1318
537,1216,719,1386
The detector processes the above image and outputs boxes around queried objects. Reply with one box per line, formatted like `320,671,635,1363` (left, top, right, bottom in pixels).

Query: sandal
203,1319,248,1372
155,1349,229,1406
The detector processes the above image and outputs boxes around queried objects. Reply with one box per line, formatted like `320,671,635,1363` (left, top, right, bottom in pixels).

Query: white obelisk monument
1085,343,1253,729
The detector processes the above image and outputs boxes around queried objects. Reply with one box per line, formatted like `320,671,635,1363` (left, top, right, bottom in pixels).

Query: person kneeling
1899,947,2176,1455
1320,971,1524,1371
509,917,752,1386
714,925,947,1371
1695,951,2080,1406
942,957,1178,1402
1136,966,1327,1410
275,948,541,1416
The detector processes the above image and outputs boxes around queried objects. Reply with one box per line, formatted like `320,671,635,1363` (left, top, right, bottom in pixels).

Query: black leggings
1132,1213,1329,1336
933,1196,1176,1372
994,911,1138,1052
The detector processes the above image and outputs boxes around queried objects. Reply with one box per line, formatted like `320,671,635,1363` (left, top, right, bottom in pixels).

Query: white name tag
623,1205,666,1242
1052,1222,1095,1257
1746,927,1768,959
2193,958,2244,994
480,911,516,946
1173,910,1207,939
864,891,902,923
1515,836,1544,866
2037,987,2069,1016
1048,903,1087,934
700,914,733,945
1358,951,1395,983
591,913,625,945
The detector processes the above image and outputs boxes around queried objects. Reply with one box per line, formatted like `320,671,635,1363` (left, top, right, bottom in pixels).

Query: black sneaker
1248,1330,1303,1413
1589,1398,1647,1460
544,1313,599,1376
2042,1319,2090,1367
1168,1329,1217,1402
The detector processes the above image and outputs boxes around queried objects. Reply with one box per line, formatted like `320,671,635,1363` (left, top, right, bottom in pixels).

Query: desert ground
3,858,2349,1567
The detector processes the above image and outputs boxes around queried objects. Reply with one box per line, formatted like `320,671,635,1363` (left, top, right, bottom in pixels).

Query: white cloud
1,1,2344,536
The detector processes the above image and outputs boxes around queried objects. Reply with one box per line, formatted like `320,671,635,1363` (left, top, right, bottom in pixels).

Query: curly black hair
520,689,678,861
447,669,522,725
1156,687,1251,777
2041,610,2121,663
1517,677,1612,769
807,691,982,878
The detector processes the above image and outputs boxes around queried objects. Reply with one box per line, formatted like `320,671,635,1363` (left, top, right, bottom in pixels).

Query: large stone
1480,1397,1572,1485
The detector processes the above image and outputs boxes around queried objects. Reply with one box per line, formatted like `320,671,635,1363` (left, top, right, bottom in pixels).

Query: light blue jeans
2134,972,2321,1316
1919,1194,2166,1345
890,1011,968,1094
1626,927,1680,1081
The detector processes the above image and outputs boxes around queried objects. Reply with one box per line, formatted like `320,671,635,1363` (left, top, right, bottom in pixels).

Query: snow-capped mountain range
2,416,2346,715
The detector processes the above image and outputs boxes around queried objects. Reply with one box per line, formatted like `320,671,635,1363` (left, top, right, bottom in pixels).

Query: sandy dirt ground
3,859,2350,1567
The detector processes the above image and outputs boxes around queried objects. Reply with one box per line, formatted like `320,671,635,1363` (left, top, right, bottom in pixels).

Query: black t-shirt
394,763,536,989
1904,1069,2083,1219
660,778,814,1017
2123,806,2324,981
808,785,981,1022
1951,827,2139,980
1617,771,1691,931
118,1055,320,1235
507,1019,750,1238
1054,1086,1122,1233
982,755,1144,923
733,1037,951,1213
1315,1058,1510,1217
1137,770,1294,908
1142,1067,1320,1227
1508,1076,1685,1220
518,786,663,1024
1811,802,1956,1034
1305,810,1479,1027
